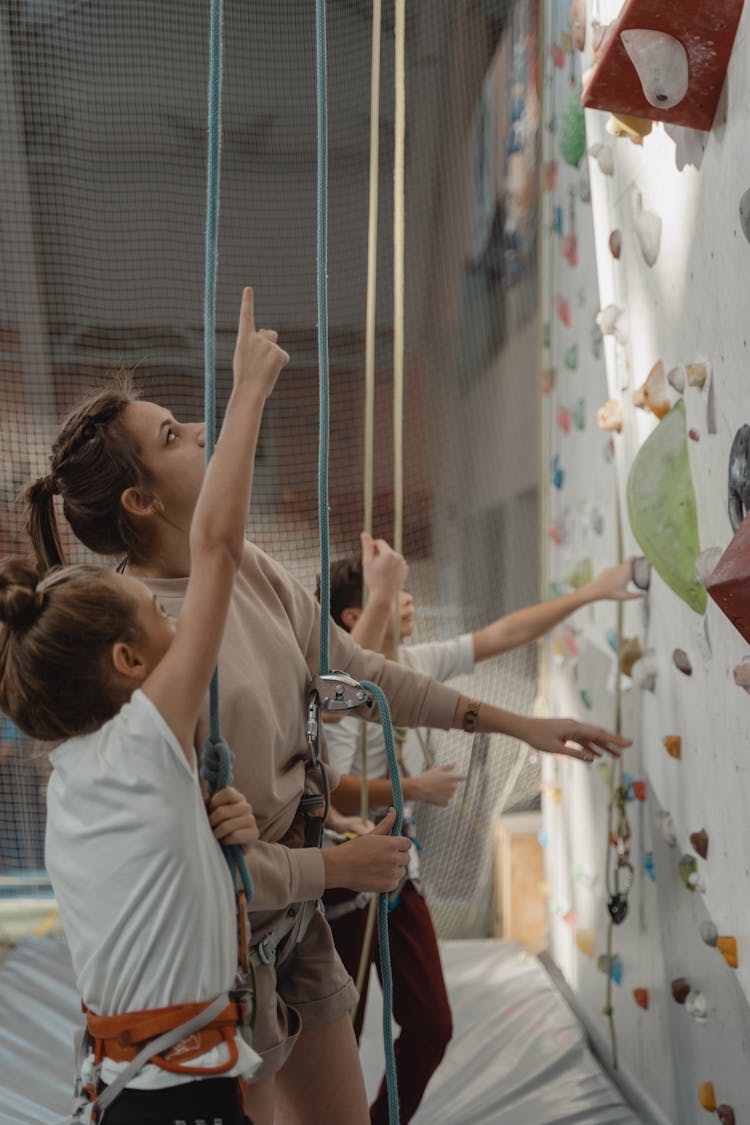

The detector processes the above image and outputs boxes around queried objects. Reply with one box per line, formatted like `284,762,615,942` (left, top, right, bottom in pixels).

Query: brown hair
25,373,152,572
316,554,363,630
0,557,140,741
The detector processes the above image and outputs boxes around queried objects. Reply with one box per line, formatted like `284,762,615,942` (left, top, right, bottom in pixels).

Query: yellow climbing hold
717,936,738,969
575,930,594,957
663,736,682,760
699,1082,717,1112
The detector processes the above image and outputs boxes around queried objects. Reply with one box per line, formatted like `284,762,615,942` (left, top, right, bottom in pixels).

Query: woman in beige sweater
25,297,627,1125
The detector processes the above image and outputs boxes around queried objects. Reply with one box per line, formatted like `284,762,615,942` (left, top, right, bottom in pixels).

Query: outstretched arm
472,559,640,662
332,762,464,815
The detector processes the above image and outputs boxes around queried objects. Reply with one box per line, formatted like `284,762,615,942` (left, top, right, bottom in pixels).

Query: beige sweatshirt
142,542,459,918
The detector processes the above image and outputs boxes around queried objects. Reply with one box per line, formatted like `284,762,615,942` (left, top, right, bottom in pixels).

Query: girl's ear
340,606,362,632
111,640,147,681
121,487,164,519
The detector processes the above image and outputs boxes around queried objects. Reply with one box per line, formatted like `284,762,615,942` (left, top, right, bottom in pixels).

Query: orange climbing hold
575,930,594,957
717,936,738,969
634,360,671,420
580,0,745,132
699,1082,717,1112
663,735,682,759
633,988,649,1009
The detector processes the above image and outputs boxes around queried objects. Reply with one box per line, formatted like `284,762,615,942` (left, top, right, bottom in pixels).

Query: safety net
0,0,541,943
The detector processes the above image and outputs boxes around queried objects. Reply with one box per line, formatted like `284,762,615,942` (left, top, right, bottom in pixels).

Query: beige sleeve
245,839,325,911
255,547,460,730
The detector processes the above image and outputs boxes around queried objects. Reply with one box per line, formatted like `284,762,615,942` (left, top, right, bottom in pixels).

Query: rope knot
200,735,235,795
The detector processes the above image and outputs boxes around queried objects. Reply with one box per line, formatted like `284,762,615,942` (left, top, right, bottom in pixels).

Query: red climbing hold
631,780,647,801
690,829,709,859
633,988,649,1009
707,513,750,645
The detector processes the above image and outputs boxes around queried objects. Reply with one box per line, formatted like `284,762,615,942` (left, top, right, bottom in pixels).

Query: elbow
189,531,244,574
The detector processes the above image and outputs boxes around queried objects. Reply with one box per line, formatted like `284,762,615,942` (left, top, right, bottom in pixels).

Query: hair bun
0,558,43,629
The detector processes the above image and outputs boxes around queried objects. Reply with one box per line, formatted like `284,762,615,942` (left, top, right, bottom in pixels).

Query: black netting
0,0,540,939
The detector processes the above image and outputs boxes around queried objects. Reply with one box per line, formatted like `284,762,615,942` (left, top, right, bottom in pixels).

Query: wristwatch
462,700,481,734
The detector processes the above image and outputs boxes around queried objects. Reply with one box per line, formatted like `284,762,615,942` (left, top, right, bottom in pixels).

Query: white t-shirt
324,634,475,781
46,690,259,1089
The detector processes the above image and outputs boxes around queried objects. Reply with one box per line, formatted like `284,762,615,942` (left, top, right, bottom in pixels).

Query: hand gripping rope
316,3,402,1121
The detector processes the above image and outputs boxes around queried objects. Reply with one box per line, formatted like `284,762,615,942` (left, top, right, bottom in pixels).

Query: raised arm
472,559,641,662
346,532,408,653
144,288,289,753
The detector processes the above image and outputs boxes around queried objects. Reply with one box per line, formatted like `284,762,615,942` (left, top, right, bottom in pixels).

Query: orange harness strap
86,997,244,1076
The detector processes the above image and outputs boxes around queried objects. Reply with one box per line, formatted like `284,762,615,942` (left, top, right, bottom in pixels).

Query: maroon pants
327,881,453,1124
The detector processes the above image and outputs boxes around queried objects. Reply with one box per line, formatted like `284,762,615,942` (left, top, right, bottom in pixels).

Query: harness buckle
255,931,277,966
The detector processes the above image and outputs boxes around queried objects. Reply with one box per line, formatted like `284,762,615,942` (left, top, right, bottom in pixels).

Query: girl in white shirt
0,290,407,1125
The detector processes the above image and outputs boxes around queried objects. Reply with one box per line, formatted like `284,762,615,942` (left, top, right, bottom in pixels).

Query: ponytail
24,475,67,573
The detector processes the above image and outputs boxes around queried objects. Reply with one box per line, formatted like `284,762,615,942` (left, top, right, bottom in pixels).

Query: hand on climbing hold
407,763,465,807
583,558,643,602
321,808,411,892
361,531,409,603
233,286,290,399
518,717,629,762
207,786,259,853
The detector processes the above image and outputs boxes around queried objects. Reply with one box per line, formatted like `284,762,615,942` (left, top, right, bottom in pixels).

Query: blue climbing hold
642,851,656,881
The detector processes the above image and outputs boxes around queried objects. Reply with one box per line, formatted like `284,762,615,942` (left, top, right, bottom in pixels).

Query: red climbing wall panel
581,0,745,131
706,513,750,645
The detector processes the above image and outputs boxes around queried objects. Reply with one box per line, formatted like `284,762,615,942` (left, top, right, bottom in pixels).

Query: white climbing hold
621,29,689,110
632,190,662,267
589,142,615,176
655,810,677,847
596,304,627,345
685,990,708,1024
632,649,657,692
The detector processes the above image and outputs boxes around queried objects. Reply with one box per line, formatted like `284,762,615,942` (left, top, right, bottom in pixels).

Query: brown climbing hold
733,660,750,693
673,649,692,675
717,1106,736,1125
609,230,623,259
717,936,738,969
663,735,682,759
633,988,649,1009
699,1082,717,1112
671,978,690,1004
620,636,644,676
690,829,709,859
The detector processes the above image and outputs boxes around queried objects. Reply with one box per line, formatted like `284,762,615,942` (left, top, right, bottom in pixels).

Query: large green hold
560,86,587,168
627,400,706,614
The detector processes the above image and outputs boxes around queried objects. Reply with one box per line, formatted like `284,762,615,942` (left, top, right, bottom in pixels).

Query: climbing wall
541,1,750,1122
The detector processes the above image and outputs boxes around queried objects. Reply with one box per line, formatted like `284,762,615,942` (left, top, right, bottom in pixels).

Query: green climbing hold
580,689,593,709
626,400,706,614
564,345,579,371
560,86,587,168
572,398,586,430
565,558,593,589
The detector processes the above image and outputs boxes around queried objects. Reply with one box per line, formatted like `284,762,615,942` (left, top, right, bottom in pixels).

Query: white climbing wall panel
541,2,750,1122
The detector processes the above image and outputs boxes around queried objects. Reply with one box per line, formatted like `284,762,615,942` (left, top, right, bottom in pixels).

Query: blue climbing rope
201,0,252,901
315,3,400,1119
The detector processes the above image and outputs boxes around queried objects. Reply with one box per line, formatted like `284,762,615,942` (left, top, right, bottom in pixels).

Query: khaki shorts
248,906,358,1081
